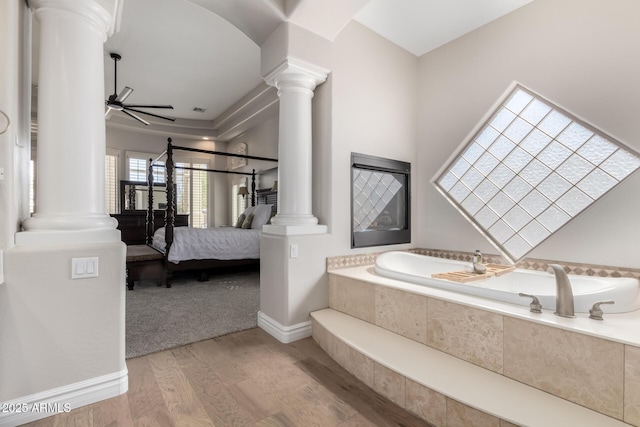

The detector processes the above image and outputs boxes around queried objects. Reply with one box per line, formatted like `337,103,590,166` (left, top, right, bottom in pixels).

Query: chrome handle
589,300,615,320
519,293,542,313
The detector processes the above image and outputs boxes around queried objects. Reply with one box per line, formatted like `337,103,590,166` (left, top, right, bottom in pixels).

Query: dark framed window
351,153,411,248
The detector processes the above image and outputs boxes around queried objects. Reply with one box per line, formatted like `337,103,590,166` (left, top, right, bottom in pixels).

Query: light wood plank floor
24,328,431,427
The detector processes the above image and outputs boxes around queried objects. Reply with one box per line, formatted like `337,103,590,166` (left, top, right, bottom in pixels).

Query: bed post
146,158,154,244
251,169,256,207
165,138,175,287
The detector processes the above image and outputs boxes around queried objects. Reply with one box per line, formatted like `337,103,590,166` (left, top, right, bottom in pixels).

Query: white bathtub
374,251,640,314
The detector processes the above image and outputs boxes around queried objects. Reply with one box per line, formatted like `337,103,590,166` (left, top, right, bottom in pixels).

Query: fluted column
263,58,328,234
18,0,121,244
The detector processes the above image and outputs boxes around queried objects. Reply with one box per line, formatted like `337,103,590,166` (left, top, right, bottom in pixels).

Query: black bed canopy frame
146,137,278,287
147,137,279,243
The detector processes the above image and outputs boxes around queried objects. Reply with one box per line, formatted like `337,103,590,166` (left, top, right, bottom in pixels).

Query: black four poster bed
146,138,278,287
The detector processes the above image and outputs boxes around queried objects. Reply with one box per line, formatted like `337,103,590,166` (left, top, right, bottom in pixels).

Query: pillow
235,213,246,228
251,204,274,229
241,206,255,217
241,213,254,229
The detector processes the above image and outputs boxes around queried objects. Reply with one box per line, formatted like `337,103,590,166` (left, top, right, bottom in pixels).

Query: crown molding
105,81,279,142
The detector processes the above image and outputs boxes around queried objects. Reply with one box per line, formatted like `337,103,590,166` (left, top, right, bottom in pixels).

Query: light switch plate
71,257,99,279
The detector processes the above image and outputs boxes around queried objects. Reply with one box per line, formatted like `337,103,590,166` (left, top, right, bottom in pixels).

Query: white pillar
18,0,121,245
263,58,328,234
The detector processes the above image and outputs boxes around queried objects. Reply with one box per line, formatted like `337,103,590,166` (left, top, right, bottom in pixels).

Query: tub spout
549,264,575,318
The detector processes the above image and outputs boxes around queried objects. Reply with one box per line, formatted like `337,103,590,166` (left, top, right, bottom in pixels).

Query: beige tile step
311,308,628,427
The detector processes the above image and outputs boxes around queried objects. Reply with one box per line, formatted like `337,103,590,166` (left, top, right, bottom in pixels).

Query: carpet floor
125,269,260,359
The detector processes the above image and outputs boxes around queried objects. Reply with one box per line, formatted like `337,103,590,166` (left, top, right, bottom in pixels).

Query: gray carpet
125,269,260,359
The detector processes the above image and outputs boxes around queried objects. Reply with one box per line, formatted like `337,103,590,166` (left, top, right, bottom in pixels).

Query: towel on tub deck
152,226,261,263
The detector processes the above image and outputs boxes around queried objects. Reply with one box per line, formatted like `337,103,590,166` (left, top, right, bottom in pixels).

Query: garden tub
374,251,640,313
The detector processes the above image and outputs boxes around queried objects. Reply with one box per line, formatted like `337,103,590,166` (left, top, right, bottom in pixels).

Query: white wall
1,241,127,402
326,20,418,250
417,0,640,268
227,114,279,198
106,126,227,179
260,21,419,328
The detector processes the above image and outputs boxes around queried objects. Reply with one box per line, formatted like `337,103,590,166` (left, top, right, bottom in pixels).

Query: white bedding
152,226,261,263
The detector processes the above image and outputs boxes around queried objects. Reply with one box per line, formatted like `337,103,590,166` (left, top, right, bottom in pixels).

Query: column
263,58,328,234
18,0,121,244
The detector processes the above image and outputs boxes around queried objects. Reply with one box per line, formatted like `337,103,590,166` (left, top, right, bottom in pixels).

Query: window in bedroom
434,84,640,263
175,162,208,228
29,159,36,214
128,157,147,182
126,152,206,227
127,153,165,183
105,150,119,214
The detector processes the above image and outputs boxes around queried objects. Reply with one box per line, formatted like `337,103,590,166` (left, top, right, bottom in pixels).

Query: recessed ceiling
31,0,536,128
354,0,535,57
103,0,262,122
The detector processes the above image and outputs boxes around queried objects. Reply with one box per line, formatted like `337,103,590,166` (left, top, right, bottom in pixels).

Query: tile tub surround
626,346,640,426
428,299,504,373
311,310,629,427
328,266,640,424
504,317,625,419
326,248,640,279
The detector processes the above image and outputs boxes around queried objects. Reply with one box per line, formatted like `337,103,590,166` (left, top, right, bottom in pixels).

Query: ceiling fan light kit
105,52,175,126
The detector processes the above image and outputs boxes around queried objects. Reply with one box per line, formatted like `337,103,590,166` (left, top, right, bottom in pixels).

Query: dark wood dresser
111,211,189,245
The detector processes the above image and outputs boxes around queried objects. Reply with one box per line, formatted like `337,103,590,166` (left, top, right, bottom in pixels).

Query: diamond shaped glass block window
434,84,640,263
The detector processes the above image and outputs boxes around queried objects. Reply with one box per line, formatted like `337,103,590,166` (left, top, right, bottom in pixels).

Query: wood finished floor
24,328,431,427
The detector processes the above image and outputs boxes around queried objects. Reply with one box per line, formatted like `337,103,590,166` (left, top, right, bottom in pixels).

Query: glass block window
434,84,640,263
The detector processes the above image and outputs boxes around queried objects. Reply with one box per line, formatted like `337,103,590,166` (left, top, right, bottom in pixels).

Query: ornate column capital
263,57,329,93
29,0,123,38
261,57,329,234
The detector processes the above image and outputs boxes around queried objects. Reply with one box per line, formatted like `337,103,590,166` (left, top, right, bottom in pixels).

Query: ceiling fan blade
116,86,133,103
105,107,114,119
122,109,150,126
124,104,173,109
126,107,176,122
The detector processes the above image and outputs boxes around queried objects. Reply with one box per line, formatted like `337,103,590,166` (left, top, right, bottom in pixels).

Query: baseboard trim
258,311,311,343
0,368,128,427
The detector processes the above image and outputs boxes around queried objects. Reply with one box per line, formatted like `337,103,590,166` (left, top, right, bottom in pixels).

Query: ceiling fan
105,52,175,126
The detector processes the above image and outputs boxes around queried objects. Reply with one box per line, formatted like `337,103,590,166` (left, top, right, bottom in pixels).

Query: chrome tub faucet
549,264,575,318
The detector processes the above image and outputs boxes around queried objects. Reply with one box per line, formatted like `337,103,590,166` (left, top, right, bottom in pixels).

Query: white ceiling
33,0,534,126
355,0,534,57
103,0,263,122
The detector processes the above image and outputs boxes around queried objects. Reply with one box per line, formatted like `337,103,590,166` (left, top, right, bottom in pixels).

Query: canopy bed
146,138,278,287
